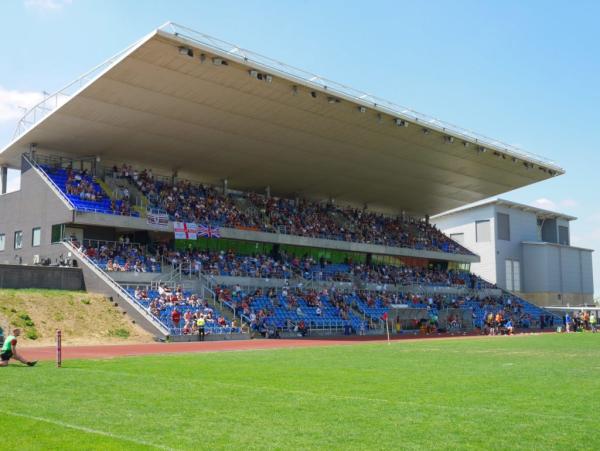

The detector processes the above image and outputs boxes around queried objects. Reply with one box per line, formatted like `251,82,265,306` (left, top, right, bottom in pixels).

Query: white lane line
0,409,176,450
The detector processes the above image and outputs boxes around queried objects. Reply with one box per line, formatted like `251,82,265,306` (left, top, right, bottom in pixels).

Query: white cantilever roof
0,22,564,216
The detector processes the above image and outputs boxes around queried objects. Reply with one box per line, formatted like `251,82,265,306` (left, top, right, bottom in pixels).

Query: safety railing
13,30,153,140
23,154,75,211
82,238,145,250
167,325,242,336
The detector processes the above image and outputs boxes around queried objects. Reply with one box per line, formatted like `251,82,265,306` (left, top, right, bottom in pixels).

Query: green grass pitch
1,333,598,450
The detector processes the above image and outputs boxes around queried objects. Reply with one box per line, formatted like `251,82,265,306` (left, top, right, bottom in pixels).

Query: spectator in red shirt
171,308,181,331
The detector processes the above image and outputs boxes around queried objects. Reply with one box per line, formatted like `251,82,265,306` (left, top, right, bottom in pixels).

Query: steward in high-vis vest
197,315,206,342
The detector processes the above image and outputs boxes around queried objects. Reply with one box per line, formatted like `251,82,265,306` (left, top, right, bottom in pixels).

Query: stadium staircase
23,154,76,212
61,241,170,339
102,174,149,218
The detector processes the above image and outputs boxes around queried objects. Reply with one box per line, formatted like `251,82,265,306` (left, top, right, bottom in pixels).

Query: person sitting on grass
0,329,37,367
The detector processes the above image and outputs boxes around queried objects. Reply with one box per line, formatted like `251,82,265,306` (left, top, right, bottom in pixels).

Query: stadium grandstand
0,22,566,340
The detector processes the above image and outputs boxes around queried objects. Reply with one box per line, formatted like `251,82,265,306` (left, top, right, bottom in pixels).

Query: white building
432,198,594,306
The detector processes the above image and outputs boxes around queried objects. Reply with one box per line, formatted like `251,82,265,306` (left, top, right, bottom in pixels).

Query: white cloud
532,197,557,210
24,0,72,11
560,198,579,208
531,197,579,211
0,86,44,122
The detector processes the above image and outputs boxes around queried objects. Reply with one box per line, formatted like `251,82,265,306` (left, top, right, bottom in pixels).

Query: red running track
20,332,534,362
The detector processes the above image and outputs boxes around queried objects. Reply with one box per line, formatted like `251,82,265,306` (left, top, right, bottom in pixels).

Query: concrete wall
519,291,593,307
432,205,495,281
493,205,538,291
522,242,594,301
0,158,73,266
0,264,84,290
435,204,590,298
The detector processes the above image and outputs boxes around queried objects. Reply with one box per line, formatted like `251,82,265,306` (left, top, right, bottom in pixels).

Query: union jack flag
198,224,221,238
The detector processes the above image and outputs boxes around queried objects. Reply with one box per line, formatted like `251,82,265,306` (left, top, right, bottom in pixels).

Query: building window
497,213,510,241
51,224,64,244
450,233,465,245
505,259,521,291
558,225,569,245
14,231,23,250
0,234,4,251
475,220,490,242
32,227,41,247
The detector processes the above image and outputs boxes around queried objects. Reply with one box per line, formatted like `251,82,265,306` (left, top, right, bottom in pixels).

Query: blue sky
1,0,598,296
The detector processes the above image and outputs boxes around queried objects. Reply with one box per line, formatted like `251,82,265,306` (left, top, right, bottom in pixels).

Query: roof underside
0,29,564,216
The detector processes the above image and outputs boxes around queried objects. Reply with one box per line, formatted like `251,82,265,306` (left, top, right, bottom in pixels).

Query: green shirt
2,335,16,353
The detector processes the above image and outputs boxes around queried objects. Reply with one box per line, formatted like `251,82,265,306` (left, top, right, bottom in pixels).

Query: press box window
32,227,41,247
14,231,23,250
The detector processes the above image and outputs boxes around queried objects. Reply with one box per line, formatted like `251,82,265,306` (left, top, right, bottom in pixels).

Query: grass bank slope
0,289,152,346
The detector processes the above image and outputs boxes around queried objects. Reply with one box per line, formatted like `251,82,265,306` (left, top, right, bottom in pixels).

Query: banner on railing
147,210,169,227
174,222,198,240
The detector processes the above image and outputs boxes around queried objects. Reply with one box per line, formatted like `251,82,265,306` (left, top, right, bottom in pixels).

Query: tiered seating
465,296,561,328
219,288,366,333
351,294,426,319
42,166,139,217
165,249,495,288
127,287,239,336
351,291,560,329
94,255,161,273
115,164,472,255
82,241,162,273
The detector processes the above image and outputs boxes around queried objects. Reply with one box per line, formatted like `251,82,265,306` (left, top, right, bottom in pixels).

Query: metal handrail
63,240,170,335
160,22,562,172
13,30,154,140
23,154,75,210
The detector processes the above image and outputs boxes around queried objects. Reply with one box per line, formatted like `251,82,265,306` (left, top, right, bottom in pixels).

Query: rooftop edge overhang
0,22,565,217
432,197,577,222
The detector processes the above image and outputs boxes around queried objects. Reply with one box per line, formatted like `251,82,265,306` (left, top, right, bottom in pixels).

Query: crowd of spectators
45,164,133,216
213,283,555,335
131,284,238,335
64,167,104,202
113,164,470,254
80,238,161,273
82,239,493,289
563,310,598,333
215,284,358,336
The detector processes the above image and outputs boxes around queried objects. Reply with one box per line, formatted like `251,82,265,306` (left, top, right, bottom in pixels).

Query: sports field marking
0,409,175,450
66,366,595,425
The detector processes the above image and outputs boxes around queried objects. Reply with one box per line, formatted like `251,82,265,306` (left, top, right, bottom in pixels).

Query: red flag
382,312,388,321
